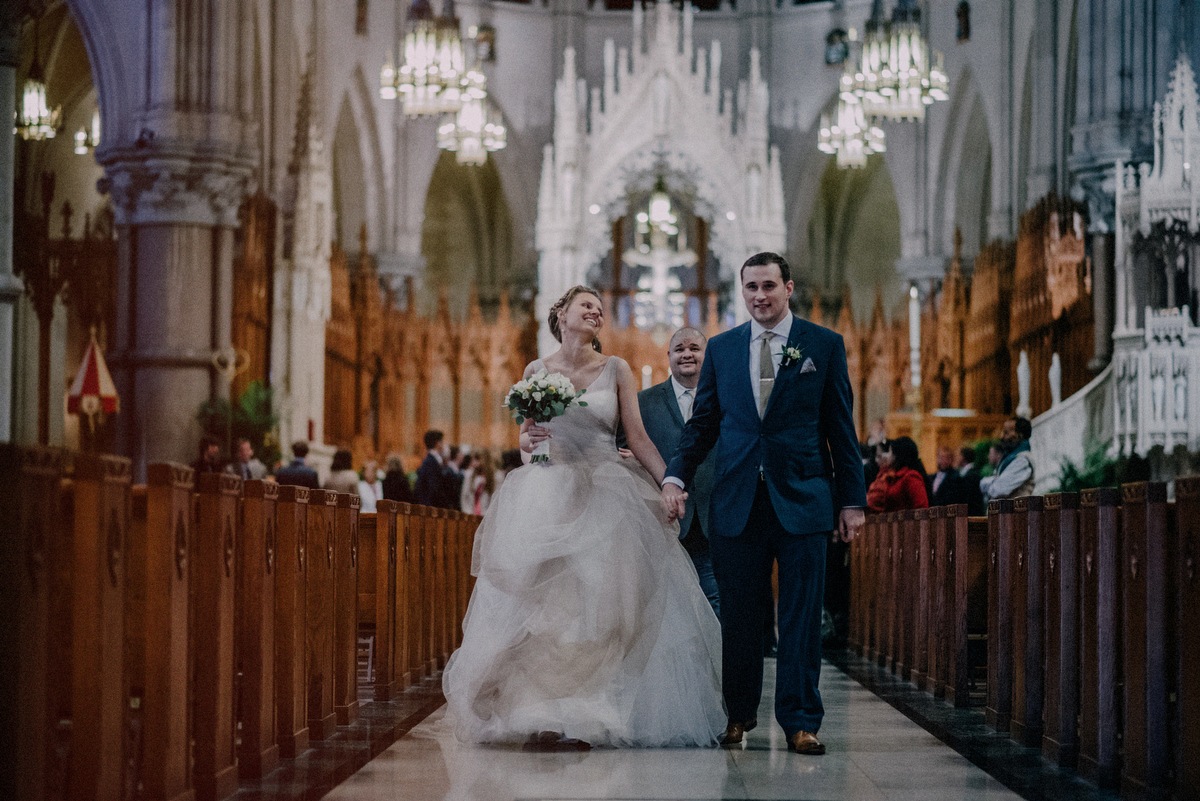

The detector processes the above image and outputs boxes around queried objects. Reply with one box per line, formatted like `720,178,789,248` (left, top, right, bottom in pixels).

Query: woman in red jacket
866,436,930,512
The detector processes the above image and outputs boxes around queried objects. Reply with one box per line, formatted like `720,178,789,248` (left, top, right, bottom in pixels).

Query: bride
442,286,726,748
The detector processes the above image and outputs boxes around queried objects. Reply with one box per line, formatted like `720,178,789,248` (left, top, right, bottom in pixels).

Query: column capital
98,153,254,228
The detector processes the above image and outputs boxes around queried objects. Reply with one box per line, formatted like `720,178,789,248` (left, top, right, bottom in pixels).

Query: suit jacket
666,316,866,537
930,470,969,508
415,453,455,508
638,379,716,540
275,459,319,489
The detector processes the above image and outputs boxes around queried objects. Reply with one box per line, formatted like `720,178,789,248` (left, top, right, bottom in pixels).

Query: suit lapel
659,380,685,428
732,323,757,415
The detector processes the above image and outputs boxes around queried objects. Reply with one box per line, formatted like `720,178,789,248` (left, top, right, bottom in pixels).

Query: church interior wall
7,0,1195,473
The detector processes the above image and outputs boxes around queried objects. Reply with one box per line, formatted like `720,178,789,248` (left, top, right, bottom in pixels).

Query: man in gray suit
638,327,720,617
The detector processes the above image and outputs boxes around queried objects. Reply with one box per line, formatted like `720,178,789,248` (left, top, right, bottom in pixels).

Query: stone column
101,157,251,476
0,11,22,442
1089,231,1115,371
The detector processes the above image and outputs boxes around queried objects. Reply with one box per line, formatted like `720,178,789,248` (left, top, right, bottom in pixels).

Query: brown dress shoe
787,730,825,755
719,718,757,746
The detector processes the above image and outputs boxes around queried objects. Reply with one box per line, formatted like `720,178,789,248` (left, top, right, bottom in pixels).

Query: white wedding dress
442,357,726,747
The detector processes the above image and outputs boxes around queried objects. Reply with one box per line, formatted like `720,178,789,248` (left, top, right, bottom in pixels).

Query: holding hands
660,483,688,522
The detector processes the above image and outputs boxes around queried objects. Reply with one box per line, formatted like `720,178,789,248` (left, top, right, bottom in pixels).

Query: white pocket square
800,357,817,374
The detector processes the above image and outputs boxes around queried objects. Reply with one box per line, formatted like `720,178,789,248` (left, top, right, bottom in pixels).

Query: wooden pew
1078,486,1120,788
306,489,339,740
945,507,987,707
1119,482,1170,799
1041,492,1080,768
69,454,132,800
1010,495,1044,748
1,446,67,801
334,492,361,725
434,509,450,666
1177,477,1200,801
239,479,280,780
896,510,915,680
193,472,241,801
912,509,931,690
986,499,1014,732
398,503,419,687
127,463,194,801
274,485,310,757
927,507,946,698
885,512,899,670
872,513,891,666
423,507,438,675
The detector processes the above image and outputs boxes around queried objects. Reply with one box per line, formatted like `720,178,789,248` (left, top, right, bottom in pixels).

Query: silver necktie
758,332,774,418
680,389,693,422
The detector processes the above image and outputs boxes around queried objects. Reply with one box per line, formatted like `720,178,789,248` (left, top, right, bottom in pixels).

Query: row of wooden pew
848,481,1199,800
0,446,479,801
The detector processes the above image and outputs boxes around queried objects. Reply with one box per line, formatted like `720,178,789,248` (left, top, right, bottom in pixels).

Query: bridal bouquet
505,369,587,463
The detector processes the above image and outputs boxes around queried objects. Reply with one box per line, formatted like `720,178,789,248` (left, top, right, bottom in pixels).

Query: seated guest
276,441,320,489
867,437,930,513
229,437,268,481
929,445,967,507
193,435,223,475
381,455,415,503
955,446,986,516
980,416,1035,502
325,449,360,495
357,458,383,512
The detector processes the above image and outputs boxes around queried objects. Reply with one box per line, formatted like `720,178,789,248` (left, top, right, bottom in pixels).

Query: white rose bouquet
505,369,588,463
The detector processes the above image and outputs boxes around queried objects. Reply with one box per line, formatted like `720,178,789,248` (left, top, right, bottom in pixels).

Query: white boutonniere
780,345,804,368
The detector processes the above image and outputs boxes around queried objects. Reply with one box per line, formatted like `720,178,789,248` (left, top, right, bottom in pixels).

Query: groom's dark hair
741,252,792,284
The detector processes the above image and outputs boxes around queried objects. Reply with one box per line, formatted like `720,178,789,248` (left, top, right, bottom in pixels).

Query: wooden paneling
192,472,241,801
1078,487,1120,789
238,479,280,781
334,493,361,725
70,454,132,800
129,463,195,800
274,485,310,758
1041,493,1080,768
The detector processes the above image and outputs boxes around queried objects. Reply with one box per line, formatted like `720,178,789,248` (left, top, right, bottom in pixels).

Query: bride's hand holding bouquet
506,369,587,463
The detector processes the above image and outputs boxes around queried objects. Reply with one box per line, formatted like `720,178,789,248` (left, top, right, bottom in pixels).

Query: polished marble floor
323,661,1024,801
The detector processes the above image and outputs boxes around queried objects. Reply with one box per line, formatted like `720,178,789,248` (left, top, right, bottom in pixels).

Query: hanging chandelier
437,96,506,165
845,0,949,122
818,96,886,169
16,17,60,141
380,0,487,116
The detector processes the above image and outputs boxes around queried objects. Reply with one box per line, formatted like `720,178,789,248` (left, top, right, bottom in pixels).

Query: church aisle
324,662,1021,800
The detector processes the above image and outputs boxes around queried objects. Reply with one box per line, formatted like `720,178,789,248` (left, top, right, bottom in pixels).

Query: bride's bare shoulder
609,356,634,380
522,358,544,378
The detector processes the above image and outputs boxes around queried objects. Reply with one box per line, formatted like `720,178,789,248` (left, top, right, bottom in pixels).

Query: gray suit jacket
638,379,716,540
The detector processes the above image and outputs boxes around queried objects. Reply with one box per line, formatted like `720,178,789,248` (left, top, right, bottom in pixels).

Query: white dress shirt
748,316,794,413
670,375,696,421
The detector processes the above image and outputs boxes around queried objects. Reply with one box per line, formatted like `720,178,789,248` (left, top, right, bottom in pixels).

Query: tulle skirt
442,456,725,747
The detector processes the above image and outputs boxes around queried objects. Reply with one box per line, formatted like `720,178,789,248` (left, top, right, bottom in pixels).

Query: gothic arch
332,95,368,251
806,155,902,325
420,153,515,319
954,97,993,256
784,98,840,297
933,64,995,256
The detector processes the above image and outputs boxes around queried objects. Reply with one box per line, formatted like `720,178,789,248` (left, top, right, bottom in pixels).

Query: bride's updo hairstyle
548,285,603,352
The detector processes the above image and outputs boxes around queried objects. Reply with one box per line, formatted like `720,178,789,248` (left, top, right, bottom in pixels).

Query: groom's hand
661,483,688,522
838,507,865,542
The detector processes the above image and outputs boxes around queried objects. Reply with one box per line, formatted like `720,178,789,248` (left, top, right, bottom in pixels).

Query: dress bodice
534,357,620,466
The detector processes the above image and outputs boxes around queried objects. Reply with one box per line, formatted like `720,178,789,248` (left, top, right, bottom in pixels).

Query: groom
662,252,865,755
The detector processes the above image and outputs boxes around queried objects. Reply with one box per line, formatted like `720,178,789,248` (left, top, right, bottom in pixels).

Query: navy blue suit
666,315,866,735
638,379,720,616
